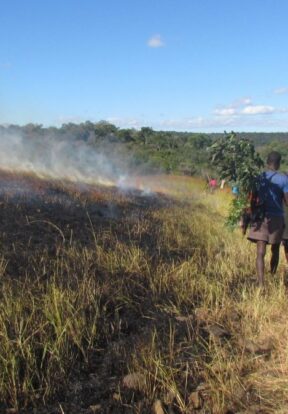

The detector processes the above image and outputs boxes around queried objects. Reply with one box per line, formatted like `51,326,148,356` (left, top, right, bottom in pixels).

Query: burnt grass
0,172,170,267
0,171,209,414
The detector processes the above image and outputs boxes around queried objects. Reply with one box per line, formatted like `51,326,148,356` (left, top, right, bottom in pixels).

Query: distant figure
209,178,217,193
220,179,226,190
247,151,288,287
232,186,239,196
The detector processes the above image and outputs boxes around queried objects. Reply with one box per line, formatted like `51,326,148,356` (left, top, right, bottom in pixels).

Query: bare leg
282,241,288,286
256,241,267,286
271,243,280,274
283,241,288,264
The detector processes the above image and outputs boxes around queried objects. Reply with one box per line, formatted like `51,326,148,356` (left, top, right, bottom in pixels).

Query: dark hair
267,151,281,167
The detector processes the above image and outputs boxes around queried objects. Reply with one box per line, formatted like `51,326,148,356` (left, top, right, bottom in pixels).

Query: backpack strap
266,171,277,182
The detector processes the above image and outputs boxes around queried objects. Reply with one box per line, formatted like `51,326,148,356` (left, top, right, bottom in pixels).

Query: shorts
248,216,285,245
283,223,288,240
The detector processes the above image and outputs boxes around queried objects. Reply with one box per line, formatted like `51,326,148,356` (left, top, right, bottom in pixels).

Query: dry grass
0,171,287,413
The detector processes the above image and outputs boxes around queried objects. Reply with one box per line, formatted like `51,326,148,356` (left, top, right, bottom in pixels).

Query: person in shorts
248,151,288,286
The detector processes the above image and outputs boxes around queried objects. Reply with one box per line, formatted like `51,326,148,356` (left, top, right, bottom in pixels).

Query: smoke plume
0,128,128,187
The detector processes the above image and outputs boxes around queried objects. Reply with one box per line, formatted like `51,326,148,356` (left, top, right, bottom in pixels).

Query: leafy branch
209,132,264,227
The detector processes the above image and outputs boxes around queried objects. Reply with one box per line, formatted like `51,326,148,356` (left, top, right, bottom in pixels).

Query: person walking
247,151,288,287
209,178,217,193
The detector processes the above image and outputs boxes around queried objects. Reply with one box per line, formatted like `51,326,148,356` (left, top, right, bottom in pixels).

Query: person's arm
283,176,288,206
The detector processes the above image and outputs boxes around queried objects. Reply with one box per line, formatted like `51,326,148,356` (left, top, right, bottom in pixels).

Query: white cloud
241,105,275,115
214,97,288,119
156,97,288,130
241,98,253,105
214,108,236,116
213,97,252,117
107,117,142,128
156,112,288,131
231,97,252,107
274,87,288,95
147,34,165,48
159,115,236,130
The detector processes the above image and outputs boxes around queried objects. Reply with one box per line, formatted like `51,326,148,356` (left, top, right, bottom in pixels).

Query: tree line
1,122,288,176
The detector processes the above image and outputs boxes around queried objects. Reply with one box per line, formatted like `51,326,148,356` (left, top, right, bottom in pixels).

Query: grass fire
1,167,288,414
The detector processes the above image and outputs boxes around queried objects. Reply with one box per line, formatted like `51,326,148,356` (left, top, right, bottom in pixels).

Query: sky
1,0,288,132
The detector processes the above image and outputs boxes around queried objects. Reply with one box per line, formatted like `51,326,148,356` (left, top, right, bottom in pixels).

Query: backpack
240,172,277,234
250,172,277,222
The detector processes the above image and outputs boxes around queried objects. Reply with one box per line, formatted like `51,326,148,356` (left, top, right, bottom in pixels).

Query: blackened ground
0,171,199,414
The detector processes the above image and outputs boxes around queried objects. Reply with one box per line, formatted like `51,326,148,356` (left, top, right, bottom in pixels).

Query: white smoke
0,129,127,187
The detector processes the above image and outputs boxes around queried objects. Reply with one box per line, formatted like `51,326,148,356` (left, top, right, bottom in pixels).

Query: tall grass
0,176,287,412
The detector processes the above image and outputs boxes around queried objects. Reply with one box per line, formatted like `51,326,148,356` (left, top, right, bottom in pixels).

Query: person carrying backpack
247,151,288,287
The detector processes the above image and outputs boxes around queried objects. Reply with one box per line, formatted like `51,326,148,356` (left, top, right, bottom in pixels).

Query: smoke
0,128,130,187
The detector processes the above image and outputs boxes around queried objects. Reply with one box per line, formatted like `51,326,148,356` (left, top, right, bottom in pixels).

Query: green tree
209,131,264,227
138,127,154,145
117,128,135,142
94,121,118,137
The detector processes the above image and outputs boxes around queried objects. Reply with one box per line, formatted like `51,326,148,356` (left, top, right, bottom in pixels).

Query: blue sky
1,0,288,131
